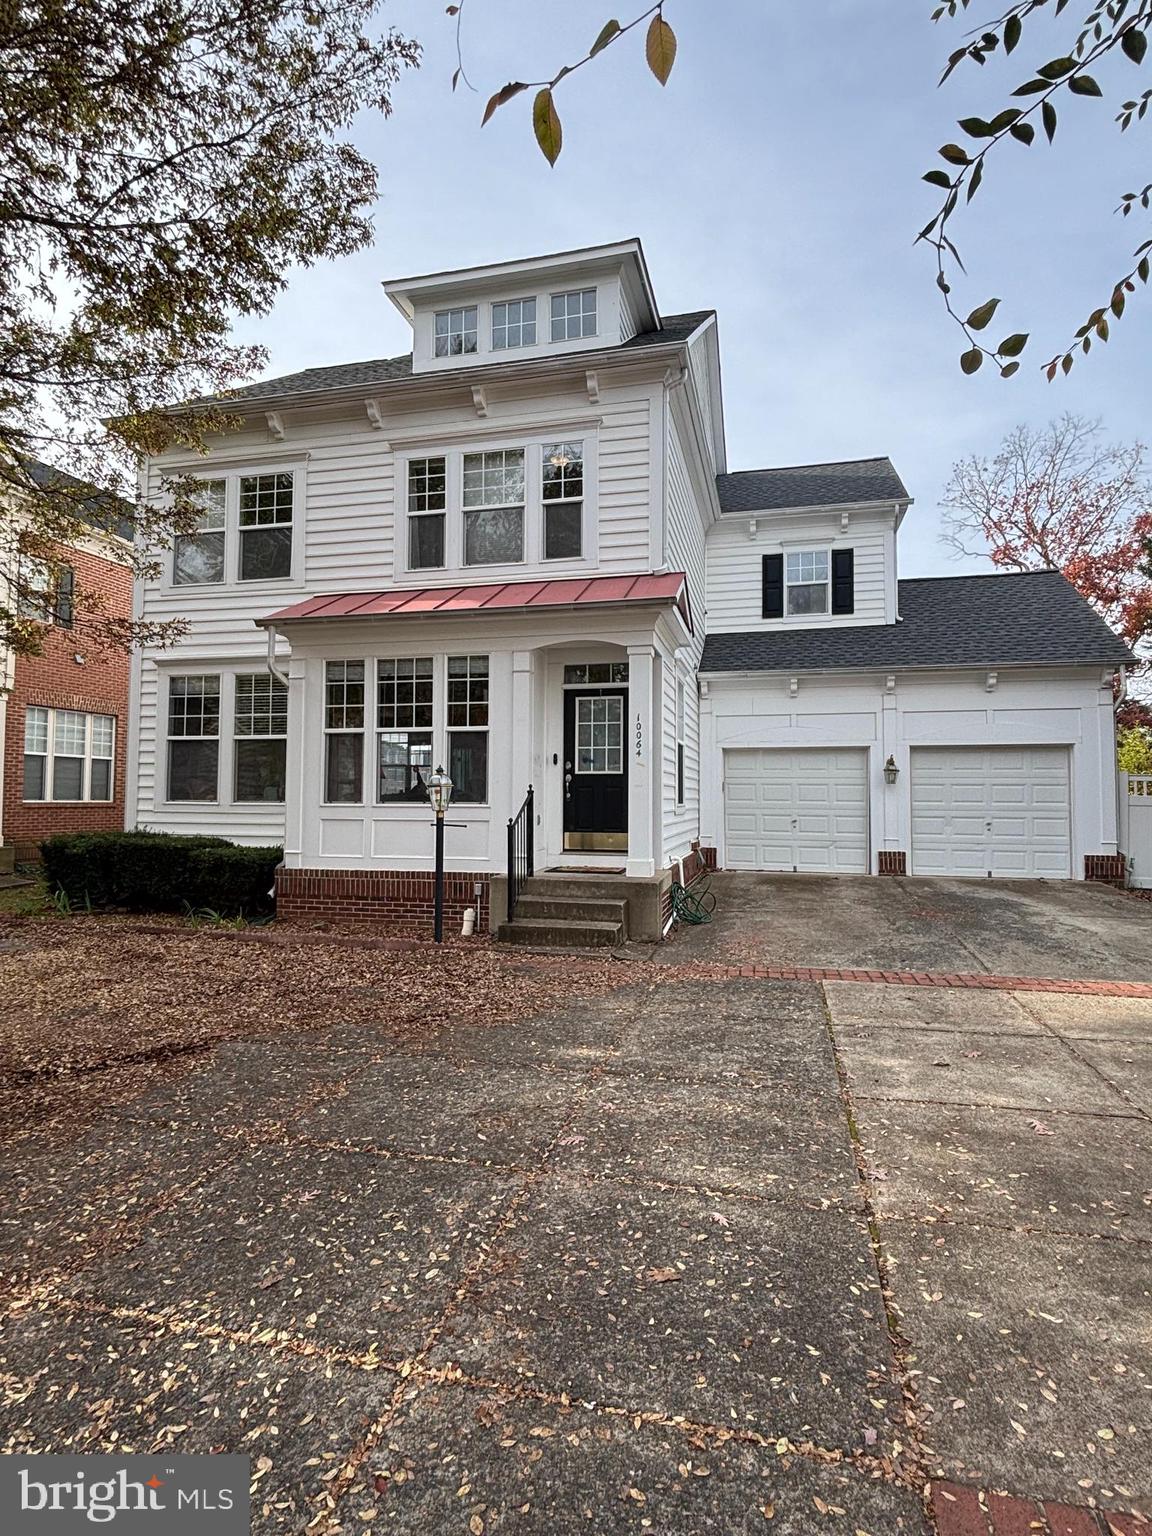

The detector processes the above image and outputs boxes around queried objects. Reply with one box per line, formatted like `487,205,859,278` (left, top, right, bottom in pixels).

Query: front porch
263,573,695,935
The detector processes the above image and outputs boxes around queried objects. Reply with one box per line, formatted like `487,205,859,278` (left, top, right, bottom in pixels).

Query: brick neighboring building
1,474,132,869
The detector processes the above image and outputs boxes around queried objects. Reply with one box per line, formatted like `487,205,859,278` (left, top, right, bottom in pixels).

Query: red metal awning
260,571,692,633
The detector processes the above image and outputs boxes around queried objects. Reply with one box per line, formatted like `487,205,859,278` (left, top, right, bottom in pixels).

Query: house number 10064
635,713,643,760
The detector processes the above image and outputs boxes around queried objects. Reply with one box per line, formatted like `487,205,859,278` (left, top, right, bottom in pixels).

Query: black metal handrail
507,785,534,921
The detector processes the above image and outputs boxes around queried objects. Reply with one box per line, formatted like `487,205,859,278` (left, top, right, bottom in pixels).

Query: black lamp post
427,764,453,943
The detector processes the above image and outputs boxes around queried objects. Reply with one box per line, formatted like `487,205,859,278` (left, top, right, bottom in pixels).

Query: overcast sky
233,0,1150,578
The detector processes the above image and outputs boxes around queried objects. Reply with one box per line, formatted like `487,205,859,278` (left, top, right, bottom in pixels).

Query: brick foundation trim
275,867,491,935
1084,852,1127,884
877,850,907,876
699,846,718,871
931,1478,1146,1534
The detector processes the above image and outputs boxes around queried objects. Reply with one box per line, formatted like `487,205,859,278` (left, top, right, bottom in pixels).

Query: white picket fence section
1119,774,1152,888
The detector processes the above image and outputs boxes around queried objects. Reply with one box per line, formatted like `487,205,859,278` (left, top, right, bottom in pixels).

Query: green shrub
40,831,281,915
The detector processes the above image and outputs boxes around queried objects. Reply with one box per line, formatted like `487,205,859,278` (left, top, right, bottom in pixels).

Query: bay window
462,449,524,566
324,661,365,804
167,675,220,801
234,674,288,802
23,707,114,802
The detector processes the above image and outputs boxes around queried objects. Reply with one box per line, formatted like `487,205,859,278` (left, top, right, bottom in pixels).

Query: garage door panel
723,748,869,874
911,747,1070,880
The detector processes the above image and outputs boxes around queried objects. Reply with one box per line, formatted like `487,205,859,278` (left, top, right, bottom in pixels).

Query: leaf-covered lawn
0,919,627,1140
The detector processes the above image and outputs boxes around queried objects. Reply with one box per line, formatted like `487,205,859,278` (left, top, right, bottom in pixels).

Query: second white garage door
911,747,1072,879
724,749,869,873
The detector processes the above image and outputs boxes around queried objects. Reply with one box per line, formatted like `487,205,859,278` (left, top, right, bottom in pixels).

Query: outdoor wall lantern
427,766,454,943
883,755,900,785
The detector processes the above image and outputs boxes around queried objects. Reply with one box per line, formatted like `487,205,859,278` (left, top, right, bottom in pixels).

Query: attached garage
723,748,869,873
910,747,1072,879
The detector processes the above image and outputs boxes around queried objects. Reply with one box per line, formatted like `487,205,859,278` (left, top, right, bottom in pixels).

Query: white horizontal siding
705,507,897,633
661,416,704,866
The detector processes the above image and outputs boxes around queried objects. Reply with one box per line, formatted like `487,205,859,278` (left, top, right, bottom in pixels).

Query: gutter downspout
1114,663,1128,714
266,624,290,689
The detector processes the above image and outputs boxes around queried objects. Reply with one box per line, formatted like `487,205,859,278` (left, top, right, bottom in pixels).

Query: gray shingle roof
716,457,910,513
17,458,135,542
218,310,714,405
699,571,1134,673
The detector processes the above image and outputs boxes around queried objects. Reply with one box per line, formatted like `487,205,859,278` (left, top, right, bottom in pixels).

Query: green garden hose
670,878,716,925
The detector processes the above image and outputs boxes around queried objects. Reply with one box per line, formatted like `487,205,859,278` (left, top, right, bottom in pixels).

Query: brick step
513,895,627,925
496,918,624,949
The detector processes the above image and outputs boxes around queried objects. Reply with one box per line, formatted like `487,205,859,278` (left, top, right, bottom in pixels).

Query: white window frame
434,305,479,358
164,463,306,592
675,674,686,806
23,707,116,804
233,672,289,805
550,288,598,342
165,672,221,804
785,548,831,617
491,296,537,350
323,660,367,806
397,433,597,579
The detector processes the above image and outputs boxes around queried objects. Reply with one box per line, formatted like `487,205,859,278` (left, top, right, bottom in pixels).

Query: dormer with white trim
384,239,660,374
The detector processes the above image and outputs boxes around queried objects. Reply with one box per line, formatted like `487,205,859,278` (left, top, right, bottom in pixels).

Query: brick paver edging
685,962,1152,998
932,1478,1148,1533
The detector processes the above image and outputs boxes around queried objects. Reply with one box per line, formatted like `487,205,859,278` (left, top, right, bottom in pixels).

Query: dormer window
785,550,830,615
434,305,478,358
550,288,597,341
492,297,536,350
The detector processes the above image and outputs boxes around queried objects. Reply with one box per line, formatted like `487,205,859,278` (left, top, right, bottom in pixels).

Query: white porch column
626,644,660,877
283,653,308,867
510,650,535,804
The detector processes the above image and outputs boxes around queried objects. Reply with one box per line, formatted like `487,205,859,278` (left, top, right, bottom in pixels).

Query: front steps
496,876,629,948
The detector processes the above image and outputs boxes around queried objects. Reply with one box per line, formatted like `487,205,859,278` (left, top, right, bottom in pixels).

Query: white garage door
724,749,869,874
911,747,1071,879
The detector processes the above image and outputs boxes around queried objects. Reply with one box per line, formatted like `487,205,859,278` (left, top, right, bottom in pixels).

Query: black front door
563,688,628,852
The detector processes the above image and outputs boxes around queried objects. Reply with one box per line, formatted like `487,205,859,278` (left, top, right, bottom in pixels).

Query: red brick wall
877,850,908,876
276,867,491,935
1084,852,1127,884
3,543,131,859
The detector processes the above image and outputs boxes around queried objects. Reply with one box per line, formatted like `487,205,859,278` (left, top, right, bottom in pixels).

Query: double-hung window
167,675,220,801
171,470,297,585
376,658,434,802
234,674,288,802
492,297,536,349
173,481,226,585
17,558,73,625
541,442,583,560
23,707,114,802
462,449,524,566
324,661,365,804
239,473,293,581
447,655,489,804
786,550,830,615
408,457,447,571
434,306,478,357
550,288,596,341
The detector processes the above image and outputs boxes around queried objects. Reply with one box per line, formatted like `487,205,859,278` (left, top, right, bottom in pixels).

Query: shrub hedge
40,831,282,915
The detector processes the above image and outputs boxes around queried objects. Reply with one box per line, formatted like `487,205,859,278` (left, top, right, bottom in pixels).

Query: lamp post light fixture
883,755,899,785
427,765,453,943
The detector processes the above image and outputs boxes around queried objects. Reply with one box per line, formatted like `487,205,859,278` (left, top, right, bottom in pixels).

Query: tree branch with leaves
921,0,1151,378
0,0,418,659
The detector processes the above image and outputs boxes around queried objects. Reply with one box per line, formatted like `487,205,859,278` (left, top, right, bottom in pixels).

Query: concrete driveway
660,872,1152,982
1,897,1150,1533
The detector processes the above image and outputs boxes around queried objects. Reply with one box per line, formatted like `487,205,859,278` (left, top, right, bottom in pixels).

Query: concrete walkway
0,906,1149,1531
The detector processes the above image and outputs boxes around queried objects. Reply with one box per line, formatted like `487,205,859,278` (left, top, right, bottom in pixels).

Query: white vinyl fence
1120,774,1152,889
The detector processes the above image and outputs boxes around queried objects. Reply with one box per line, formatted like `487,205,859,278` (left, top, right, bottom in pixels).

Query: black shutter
762,553,784,619
54,563,75,628
831,548,854,615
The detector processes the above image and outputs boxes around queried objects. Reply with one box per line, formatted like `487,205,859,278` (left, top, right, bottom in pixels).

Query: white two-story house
127,239,1133,941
